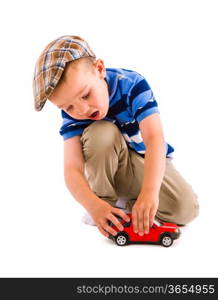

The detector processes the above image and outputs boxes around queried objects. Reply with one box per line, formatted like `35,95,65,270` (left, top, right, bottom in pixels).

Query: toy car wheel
161,234,173,247
115,233,129,246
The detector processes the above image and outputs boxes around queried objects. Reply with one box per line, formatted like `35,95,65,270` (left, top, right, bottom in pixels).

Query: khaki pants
80,121,199,225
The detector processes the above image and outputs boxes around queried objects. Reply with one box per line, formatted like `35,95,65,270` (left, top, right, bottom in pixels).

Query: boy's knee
171,187,199,225
81,120,124,151
157,184,199,225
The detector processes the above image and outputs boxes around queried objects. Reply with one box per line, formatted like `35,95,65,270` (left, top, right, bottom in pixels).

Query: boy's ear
95,59,106,78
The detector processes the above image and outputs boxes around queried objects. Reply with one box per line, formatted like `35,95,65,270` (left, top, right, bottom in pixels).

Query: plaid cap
33,35,96,111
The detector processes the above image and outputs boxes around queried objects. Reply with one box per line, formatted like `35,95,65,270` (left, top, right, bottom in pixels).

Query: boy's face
48,59,109,120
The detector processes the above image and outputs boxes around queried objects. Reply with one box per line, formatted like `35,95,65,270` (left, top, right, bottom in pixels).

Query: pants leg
80,120,134,207
126,152,200,225
80,120,199,225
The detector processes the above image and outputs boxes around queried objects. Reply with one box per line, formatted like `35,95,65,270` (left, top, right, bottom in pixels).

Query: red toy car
108,214,181,247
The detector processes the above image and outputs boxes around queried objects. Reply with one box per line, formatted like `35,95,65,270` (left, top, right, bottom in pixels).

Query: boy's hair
58,56,96,86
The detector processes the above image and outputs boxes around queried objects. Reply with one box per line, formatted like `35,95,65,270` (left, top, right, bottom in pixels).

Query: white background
0,0,217,277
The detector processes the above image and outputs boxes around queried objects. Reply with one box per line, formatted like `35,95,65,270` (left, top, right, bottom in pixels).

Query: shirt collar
104,68,119,101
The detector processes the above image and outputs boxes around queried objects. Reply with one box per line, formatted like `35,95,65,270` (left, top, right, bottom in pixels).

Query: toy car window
123,221,131,228
153,220,162,226
108,220,113,226
115,216,124,222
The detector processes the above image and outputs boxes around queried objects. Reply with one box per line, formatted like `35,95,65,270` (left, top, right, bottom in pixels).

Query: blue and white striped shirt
59,68,174,157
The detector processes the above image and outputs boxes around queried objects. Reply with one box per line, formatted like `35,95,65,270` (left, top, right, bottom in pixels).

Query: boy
33,35,199,238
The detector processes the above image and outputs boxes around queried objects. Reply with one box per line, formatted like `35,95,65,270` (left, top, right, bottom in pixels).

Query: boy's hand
132,192,159,236
89,201,130,238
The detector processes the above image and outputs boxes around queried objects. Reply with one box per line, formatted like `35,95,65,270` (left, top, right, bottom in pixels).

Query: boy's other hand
89,201,130,238
132,192,159,236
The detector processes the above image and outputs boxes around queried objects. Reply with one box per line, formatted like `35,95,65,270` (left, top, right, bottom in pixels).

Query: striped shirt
59,68,174,157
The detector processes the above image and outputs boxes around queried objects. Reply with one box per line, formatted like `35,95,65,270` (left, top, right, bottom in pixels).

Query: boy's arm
64,135,100,212
64,136,130,237
131,113,166,235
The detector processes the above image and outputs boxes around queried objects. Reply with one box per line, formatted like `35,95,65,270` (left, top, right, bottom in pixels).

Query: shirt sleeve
59,110,94,140
129,73,160,123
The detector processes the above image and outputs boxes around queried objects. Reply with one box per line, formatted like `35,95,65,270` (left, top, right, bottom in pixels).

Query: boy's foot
115,197,130,209
81,213,96,226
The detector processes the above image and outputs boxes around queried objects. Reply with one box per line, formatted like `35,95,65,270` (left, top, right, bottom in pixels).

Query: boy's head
33,35,109,120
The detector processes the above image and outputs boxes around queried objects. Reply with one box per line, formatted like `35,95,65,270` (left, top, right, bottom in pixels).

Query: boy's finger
149,218,154,228
112,207,130,222
108,214,124,231
103,223,118,237
97,225,109,238
143,212,150,234
138,211,144,236
149,210,156,228
131,210,138,233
